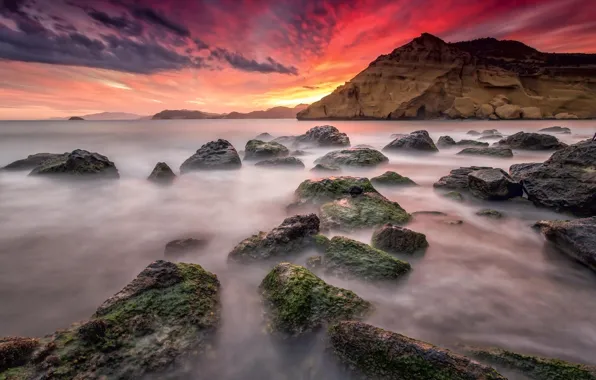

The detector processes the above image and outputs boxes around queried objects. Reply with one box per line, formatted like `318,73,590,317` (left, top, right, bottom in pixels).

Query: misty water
1,119,595,379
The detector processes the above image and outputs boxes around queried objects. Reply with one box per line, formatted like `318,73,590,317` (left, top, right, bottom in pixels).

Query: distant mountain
69,116,84,120
152,104,309,120
53,112,145,120
151,110,220,120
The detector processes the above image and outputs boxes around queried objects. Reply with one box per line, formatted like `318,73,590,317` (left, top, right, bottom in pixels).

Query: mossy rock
0,261,220,379
29,149,119,179
290,176,378,209
462,346,596,380
371,171,417,186
307,236,411,281
443,191,464,202
313,148,389,167
244,139,289,160
476,209,504,219
371,224,428,254
329,321,506,380
259,263,372,337
319,193,410,231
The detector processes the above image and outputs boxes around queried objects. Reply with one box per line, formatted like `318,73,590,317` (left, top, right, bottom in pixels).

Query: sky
1,0,595,120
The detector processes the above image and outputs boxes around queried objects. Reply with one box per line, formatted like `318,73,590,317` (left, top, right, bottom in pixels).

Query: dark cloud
86,9,143,36
1,0,26,14
210,47,298,75
194,38,209,50
128,6,190,37
302,85,319,90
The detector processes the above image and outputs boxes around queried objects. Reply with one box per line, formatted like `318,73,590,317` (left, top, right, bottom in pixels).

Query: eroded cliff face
297,33,596,120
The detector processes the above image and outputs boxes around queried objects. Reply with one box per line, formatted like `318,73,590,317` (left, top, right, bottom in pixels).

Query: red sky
1,0,595,119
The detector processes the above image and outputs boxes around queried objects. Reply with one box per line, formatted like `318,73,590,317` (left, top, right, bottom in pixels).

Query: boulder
254,132,274,141
314,148,388,167
443,191,464,202
147,162,176,185
259,263,371,337
476,209,504,219
390,133,407,139
538,126,571,134
521,107,542,119
437,136,456,148
457,147,513,158
164,237,208,258
371,224,428,254
271,136,296,145
456,139,489,147
476,103,494,119
29,149,119,179
180,139,241,172
467,130,481,136
228,214,322,263
1,153,66,171
433,166,492,191
555,112,579,120
481,129,501,136
383,130,438,152
478,134,504,140
446,97,476,118
306,236,411,281
534,217,596,273
371,171,417,186
509,162,542,179
497,131,564,150
255,157,305,169
310,163,341,172
295,125,350,147
468,168,523,200
489,94,510,109
319,192,410,231
290,176,378,209
0,261,220,379
495,104,522,119
328,321,506,380
244,139,289,160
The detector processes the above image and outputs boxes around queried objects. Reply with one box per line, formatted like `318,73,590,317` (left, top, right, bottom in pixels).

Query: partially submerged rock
468,168,523,200
180,139,242,172
255,157,305,169
310,163,341,173
290,149,307,156
457,147,513,158
147,162,176,185
29,149,119,179
467,130,481,136
290,176,378,209
383,130,438,152
255,132,274,141
456,139,489,147
244,139,290,160
476,209,504,219
534,217,596,273
497,131,565,150
371,171,417,186
295,125,350,147
0,260,220,379
371,224,428,254
314,148,388,167
1,153,66,171
437,135,456,148
328,321,506,380
434,166,492,191
443,191,464,202
228,214,321,263
259,263,371,337
164,237,208,258
538,126,571,134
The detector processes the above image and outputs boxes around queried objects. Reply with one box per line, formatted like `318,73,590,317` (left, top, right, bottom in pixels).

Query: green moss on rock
259,263,372,337
443,191,464,202
244,139,289,160
313,148,389,167
371,171,417,186
291,176,378,209
476,209,504,219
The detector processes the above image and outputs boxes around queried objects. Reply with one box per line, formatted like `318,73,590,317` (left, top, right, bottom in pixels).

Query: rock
521,106,542,119
295,125,350,147
457,147,513,158
310,163,341,172
538,126,571,134
0,337,39,372
534,217,596,273
476,209,504,219
478,134,504,140
555,112,579,119
147,162,176,185
462,345,596,380
290,176,378,209
371,224,428,254
244,139,290,160
314,148,388,167
467,130,481,136
255,132,274,141
180,139,241,172
434,166,492,191
489,94,510,109
0,260,220,379
258,263,371,337
468,168,523,200
437,135,456,148
228,214,322,263
476,104,494,119
2,153,67,171
456,139,490,147
271,136,296,145
445,219,464,225
383,130,438,152
29,149,119,179
443,191,464,202
495,104,522,119
328,321,506,380
412,211,448,216
255,157,305,169
509,141,596,216
390,133,407,139
497,131,565,150
371,171,417,186
290,150,307,156
307,236,411,281
489,114,499,120
68,116,84,120
319,192,410,230
446,97,476,118
482,129,501,136
164,238,208,258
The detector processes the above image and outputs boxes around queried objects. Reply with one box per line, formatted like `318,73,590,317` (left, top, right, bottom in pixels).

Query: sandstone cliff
297,33,596,120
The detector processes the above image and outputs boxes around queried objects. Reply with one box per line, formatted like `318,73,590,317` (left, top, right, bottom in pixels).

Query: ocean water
0,119,595,378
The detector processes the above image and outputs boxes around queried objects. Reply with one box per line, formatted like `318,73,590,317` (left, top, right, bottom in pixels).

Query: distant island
68,116,84,121
152,104,308,120
53,112,146,121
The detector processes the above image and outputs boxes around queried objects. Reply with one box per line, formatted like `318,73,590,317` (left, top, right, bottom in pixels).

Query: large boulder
433,166,492,191
476,104,494,119
228,214,322,263
180,139,241,172
1,153,66,171
255,157,305,169
295,125,350,147
371,224,428,254
521,107,542,119
446,97,476,118
328,321,506,380
495,104,522,119
244,139,289,160
538,126,571,134
371,171,417,186
510,141,596,216
468,169,523,200
457,147,513,158
29,149,119,179
306,236,411,281
259,263,371,337
497,131,564,150
383,130,438,152
0,261,220,379
437,135,456,148
147,162,176,185
314,148,388,167
290,176,378,209
534,217,596,273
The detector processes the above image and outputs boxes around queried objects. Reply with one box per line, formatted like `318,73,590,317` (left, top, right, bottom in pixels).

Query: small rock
434,166,492,191
255,157,305,169
147,162,176,185
466,130,481,136
457,147,513,158
310,163,341,172
254,132,274,141
371,171,417,186
383,130,438,152
295,125,350,147
164,238,208,258
468,169,523,200
497,131,565,150
290,150,307,156
476,104,495,119
314,147,388,167
443,191,464,202
290,176,378,209
495,104,522,119
412,211,447,216
244,139,290,160
445,220,464,225
538,126,571,134
437,136,456,148
371,224,428,254
456,139,489,147
180,139,242,172
476,209,504,219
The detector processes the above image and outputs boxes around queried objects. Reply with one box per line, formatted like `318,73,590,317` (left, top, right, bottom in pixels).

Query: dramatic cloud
127,5,190,37
86,9,143,36
210,48,298,75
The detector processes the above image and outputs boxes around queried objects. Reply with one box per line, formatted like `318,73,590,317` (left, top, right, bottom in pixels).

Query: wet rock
390,133,406,139
371,224,428,254
290,176,378,209
534,217,596,273
495,104,522,119
328,321,506,380
434,166,492,191
467,130,481,136
457,139,490,147
164,238,208,258
478,134,504,140
0,260,220,379
1,153,66,171
383,130,438,153
29,149,119,179
538,126,571,134
310,163,341,173
314,147,388,167
259,263,372,337
0,337,39,372
319,192,410,231
255,132,274,141
476,209,504,219
509,162,542,179
443,191,464,202
457,147,514,158
180,139,242,172
147,162,176,185
412,211,447,216
445,219,464,225
255,157,305,169
437,135,456,148
244,139,290,161
468,168,523,200
497,131,565,150
271,136,296,145
228,214,322,263
295,125,350,147
371,171,417,186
